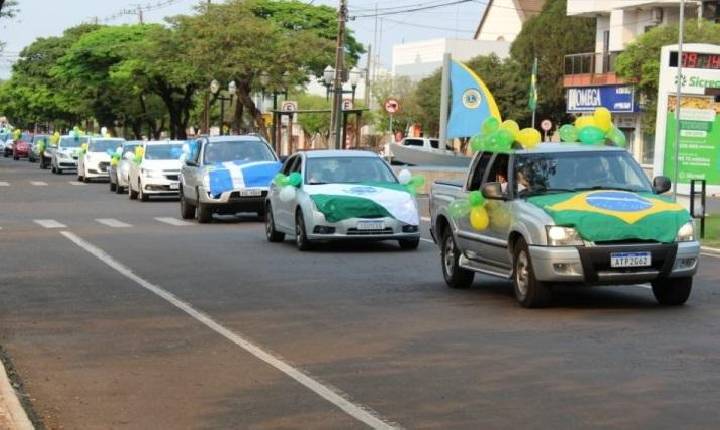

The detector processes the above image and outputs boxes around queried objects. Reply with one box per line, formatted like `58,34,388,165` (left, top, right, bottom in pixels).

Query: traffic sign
281,101,298,112
384,98,400,114
541,119,552,131
342,98,354,111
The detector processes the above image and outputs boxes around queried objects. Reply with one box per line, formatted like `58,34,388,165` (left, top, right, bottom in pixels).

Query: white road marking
420,217,431,222
0,181,9,187
701,252,720,259
68,181,86,186
59,231,399,430
33,219,66,229
30,181,47,186
420,238,434,243
154,217,193,227
96,218,132,228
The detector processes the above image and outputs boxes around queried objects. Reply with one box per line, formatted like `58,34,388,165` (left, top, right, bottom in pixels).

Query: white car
78,137,126,182
109,141,142,194
128,140,185,201
51,135,89,174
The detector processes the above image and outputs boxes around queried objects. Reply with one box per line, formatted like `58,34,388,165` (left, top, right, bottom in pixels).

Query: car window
203,140,275,164
59,136,88,148
282,155,299,175
144,144,184,160
305,156,396,185
404,139,423,147
467,152,493,191
122,144,139,156
429,139,439,149
89,139,121,152
485,153,510,195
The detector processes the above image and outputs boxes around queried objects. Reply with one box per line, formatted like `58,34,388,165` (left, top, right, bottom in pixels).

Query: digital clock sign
669,51,720,69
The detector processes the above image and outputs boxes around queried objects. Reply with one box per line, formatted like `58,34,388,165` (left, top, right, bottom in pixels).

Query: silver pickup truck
430,143,700,308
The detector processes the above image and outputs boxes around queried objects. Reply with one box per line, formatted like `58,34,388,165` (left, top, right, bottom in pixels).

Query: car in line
179,135,281,223
430,143,700,308
109,141,142,194
11,133,33,160
0,136,11,157
51,135,89,174
265,150,421,250
78,137,126,182
28,134,50,163
128,140,185,201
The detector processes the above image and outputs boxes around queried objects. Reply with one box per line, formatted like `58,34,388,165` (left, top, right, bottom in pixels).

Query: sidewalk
0,356,33,430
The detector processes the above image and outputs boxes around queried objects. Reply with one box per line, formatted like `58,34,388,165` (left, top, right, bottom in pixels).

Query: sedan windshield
305,156,396,185
89,139,122,152
203,140,275,164
144,144,184,160
122,144,139,156
59,136,88,149
514,151,652,196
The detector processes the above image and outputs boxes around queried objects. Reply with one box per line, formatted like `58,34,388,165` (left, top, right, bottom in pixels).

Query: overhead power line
351,0,472,18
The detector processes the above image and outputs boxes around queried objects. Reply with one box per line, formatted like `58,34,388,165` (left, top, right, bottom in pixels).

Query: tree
294,93,331,146
509,0,595,126
616,21,720,132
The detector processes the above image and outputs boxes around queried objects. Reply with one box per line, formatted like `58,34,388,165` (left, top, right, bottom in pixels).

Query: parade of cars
77,136,125,182
127,140,185,201
50,134,88,174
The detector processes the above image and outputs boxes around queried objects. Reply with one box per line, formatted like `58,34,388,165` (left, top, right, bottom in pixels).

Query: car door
479,153,513,270
455,151,493,254
181,139,203,202
273,155,301,230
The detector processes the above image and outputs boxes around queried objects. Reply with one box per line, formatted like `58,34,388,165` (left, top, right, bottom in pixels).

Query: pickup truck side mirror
185,159,197,167
481,182,506,200
652,176,671,194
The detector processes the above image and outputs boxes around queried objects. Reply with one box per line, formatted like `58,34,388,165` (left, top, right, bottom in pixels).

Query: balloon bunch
78,143,88,156
448,190,490,231
109,147,122,167
70,126,84,140
274,172,302,202
558,107,626,147
51,132,60,145
12,129,21,141
133,146,145,164
36,138,46,154
397,170,426,196
470,117,542,153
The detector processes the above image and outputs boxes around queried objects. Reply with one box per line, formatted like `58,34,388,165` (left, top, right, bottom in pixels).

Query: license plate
357,221,384,230
169,183,179,190
610,251,651,268
239,189,262,197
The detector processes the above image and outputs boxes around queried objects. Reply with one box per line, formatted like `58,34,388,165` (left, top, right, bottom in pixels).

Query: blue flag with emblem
208,160,282,197
446,59,502,139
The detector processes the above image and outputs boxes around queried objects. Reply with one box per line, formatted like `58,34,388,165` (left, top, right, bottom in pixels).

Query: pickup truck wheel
265,204,285,242
441,227,474,288
651,277,692,306
513,239,552,308
398,238,420,250
295,211,313,251
180,191,196,219
197,202,213,223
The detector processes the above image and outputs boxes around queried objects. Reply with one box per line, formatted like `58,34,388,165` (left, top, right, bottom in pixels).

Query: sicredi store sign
566,85,637,113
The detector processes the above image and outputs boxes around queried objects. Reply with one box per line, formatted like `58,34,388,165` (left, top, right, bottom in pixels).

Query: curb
0,356,33,430
701,245,720,255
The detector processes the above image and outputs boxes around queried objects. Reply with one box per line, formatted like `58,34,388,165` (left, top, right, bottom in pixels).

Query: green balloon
470,135,484,152
481,117,500,135
448,199,472,219
495,128,515,150
606,125,627,147
288,172,302,187
578,125,605,145
274,173,290,186
409,175,425,188
468,190,485,207
558,124,578,142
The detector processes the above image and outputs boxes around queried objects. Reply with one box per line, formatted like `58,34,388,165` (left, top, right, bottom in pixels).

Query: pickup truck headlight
546,226,584,246
676,221,695,242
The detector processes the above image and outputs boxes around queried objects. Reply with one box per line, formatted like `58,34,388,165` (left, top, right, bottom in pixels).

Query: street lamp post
323,66,362,102
323,66,363,148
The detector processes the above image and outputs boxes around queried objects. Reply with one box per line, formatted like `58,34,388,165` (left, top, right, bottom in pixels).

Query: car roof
205,135,266,143
512,143,626,154
302,149,379,159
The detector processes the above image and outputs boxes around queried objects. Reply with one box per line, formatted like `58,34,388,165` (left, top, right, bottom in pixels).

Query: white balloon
279,186,297,202
398,168,412,185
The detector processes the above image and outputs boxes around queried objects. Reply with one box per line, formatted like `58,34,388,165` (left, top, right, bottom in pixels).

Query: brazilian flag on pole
528,57,538,112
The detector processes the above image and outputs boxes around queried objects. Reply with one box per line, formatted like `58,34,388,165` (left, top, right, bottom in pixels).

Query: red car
12,139,30,160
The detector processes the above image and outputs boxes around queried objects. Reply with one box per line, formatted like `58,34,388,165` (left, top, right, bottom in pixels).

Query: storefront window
642,133,655,165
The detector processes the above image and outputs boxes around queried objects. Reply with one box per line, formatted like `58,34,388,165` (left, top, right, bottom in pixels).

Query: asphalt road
1,156,720,430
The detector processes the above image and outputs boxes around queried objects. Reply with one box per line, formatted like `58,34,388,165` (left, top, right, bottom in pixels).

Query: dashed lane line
154,217,194,227
30,181,47,186
68,181,86,186
96,218,132,228
33,219,67,229
59,230,400,430
0,181,9,187
420,217,430,222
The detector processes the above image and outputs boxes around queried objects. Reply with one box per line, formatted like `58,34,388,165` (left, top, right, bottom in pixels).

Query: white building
474,0,546,42
565,0,720,169
392,38,510,81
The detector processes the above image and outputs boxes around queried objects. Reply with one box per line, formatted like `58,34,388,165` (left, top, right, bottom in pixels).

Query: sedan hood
140,159,182,170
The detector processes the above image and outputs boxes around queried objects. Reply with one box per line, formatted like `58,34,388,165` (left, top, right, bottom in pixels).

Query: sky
0,0,487,78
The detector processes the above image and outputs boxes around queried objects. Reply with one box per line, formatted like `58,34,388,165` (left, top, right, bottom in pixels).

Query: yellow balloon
516,127,542,149
593,107,612,132
80,143,88,151
575,115,596,129
499,120,520,139
470,206,490,231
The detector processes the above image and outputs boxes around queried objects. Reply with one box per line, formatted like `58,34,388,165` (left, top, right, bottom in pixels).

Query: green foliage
616,21,720,133
371,75,417,133
293,92,331,139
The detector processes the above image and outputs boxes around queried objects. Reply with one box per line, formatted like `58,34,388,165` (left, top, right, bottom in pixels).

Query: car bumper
529,241,700,284
142,177,180,195
198,186,268,213
56,158,78,168
85,161,111,178
305,213,420,241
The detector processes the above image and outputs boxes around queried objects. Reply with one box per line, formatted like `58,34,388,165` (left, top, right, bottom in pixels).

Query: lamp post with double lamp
258,71,290,152
210,79,237,136
323,65,363,149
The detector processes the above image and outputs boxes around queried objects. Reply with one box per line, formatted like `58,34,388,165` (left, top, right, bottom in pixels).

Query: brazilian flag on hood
528,191,690,243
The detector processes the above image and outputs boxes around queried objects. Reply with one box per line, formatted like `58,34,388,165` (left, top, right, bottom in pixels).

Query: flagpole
530,57,538,129
438,53,451,146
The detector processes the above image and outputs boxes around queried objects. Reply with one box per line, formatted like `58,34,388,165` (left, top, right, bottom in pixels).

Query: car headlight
141,168,162,178
546,226,584,246
676,221,695,242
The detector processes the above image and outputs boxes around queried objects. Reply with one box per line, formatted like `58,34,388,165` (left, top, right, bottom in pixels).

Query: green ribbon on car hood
527,190,690,243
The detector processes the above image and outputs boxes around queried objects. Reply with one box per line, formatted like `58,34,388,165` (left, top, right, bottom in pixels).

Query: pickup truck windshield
514,151,652,196
59,136,88,148
203,140,275,164
306,156,397,185
89,139,121,152
144,144,184,160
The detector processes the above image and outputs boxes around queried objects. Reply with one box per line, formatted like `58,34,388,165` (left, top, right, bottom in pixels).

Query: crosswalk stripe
33,219,67,229
68,181,86,186
154,217,193,226
0,181,9,187
95,218,132,228
30,181,48,186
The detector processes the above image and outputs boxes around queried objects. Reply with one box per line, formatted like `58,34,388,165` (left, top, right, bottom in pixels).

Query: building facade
474,0,546,42
565,0,720,169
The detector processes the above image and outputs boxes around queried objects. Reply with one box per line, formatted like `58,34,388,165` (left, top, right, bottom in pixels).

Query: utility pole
329,0,348,150
364,44,372,108
672,0,685,201
137,5,143,24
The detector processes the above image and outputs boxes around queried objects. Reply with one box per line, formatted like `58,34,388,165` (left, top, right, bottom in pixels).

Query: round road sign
384,98,400,114
541,119,552,131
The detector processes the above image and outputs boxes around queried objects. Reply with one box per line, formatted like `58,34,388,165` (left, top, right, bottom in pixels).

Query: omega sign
566,85,636,113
